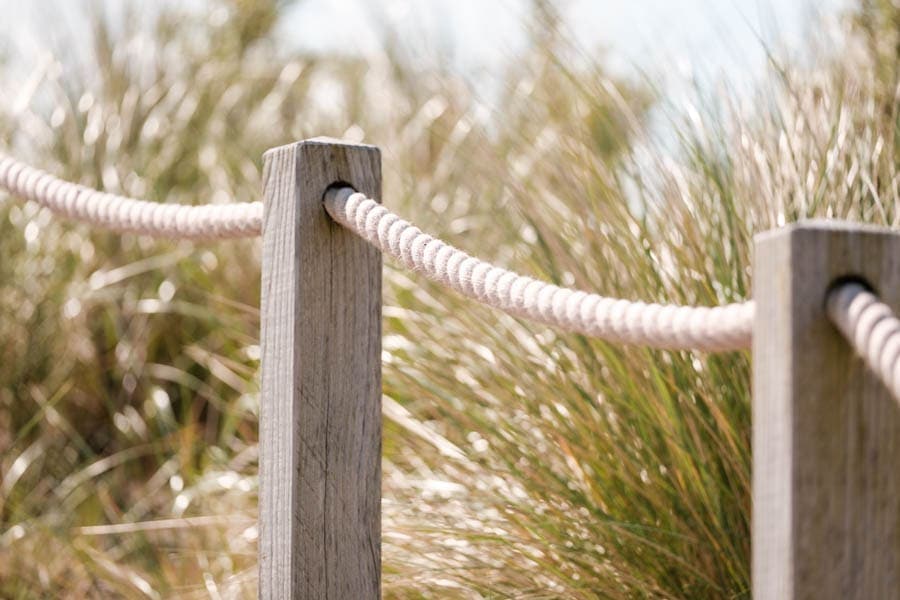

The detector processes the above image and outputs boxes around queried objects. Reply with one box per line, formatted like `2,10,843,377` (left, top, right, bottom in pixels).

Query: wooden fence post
753,221,900,599
259,138,382,599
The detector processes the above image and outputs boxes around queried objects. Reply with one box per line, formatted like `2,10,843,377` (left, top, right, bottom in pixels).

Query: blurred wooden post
753,221,900,600
260,138,382,599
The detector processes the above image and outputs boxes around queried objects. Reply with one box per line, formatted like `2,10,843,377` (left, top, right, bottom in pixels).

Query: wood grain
260,138,382,599
753,221,900,599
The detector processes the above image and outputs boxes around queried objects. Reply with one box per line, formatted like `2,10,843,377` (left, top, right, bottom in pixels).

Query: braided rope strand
7,151,900,398
0,154,754,351
324,187,754,351
827,282,900,402
0,153,262,239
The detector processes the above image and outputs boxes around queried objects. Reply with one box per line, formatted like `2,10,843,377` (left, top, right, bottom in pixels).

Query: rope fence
4,150,900,368
0,151,753,350
2,150,900,364
2,139,900,599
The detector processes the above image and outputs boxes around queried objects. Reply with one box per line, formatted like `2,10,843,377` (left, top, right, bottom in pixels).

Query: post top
263,137,379,160
753,218,897,244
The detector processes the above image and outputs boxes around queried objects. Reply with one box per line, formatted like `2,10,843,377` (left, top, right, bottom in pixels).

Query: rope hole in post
825,274,877,308
323,182,355,200
322,182,357,227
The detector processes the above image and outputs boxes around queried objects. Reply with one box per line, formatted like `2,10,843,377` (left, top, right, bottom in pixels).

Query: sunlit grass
0,0,897,597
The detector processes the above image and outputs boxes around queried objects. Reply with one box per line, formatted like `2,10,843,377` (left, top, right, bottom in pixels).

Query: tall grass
0,0,897,597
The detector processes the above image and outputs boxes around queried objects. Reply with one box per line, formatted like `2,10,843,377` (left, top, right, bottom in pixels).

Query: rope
324,187,754,351
0,152,756,351
7,152,900,388
0,153,262,239
827,282,900,402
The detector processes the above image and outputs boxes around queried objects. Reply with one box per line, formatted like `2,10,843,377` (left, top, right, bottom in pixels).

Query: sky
281,0,850,89
0,0,851,98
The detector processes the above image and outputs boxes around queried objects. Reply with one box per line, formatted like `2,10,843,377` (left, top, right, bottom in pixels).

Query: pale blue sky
281,0,849,87
1,0,851,95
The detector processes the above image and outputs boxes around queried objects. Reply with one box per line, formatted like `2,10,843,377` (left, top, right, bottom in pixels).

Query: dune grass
0,0,897,597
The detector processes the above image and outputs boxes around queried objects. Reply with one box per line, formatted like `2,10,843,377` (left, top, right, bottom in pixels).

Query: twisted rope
8,152,900,382
324,187,754,351
0,152,262,239
0,153,758,351
827,282,900,402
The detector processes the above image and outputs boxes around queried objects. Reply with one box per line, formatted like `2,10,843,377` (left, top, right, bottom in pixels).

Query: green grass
0,0,897,597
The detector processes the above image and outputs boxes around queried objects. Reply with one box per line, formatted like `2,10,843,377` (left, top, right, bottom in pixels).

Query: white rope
0,152,756,351
4,154,900,383
0,153,262,239
324,187,754,351
827,282,900,402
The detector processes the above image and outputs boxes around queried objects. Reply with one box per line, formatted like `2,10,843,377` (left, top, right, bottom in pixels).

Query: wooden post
753,221,900,599
259,138,382,599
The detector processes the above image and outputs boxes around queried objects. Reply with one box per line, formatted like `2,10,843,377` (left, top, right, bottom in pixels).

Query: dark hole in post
825,274,876,309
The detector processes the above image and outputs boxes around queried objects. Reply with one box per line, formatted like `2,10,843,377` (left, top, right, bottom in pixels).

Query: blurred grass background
0,0,897,597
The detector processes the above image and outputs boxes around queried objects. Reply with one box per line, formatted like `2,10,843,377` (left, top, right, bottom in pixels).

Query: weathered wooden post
753,221,900,599
260,138,382,598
